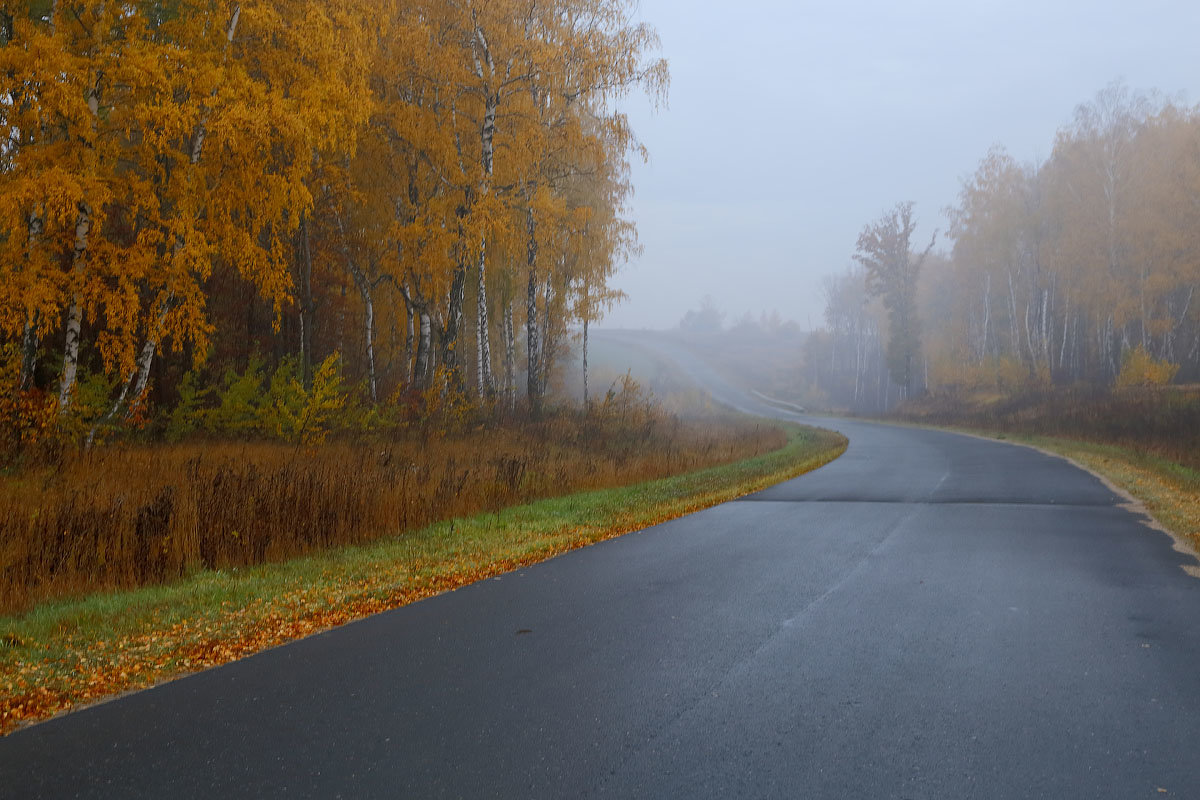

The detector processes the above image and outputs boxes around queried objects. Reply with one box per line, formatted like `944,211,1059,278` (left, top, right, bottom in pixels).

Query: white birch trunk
96,3,242,439
1040,289,1050,366
58,221,88,410
1023,299,1037,367
58,74,103,411
416,310,432,388
472,89,499,399
475,239,493,397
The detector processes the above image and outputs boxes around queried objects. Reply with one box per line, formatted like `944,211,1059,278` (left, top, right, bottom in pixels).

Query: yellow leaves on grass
0,425,841,736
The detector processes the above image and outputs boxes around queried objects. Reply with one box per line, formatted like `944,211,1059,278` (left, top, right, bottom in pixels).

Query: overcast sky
601,0,1200,330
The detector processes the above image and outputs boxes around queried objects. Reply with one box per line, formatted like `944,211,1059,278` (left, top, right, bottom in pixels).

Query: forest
0,0,668,457
806,83,1200,417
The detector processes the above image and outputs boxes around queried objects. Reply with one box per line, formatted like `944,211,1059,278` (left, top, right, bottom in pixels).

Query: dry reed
0,411,784,613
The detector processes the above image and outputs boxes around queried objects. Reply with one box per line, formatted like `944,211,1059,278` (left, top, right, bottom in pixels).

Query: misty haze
2,1,1199,798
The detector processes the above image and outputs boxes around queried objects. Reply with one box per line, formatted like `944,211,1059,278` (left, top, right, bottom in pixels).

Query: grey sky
603,0,1200,330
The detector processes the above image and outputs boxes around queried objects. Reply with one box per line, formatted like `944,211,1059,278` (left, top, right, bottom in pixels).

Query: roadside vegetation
0,421,846,735
895,385,1200,473
0,0,849,741
890,386,1200,550
780,82,1200,549
1016,436,1199,553
1,375,786,614
801,84,1199,418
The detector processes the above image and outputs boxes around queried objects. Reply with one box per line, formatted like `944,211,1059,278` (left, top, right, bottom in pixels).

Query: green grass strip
1,422,846,733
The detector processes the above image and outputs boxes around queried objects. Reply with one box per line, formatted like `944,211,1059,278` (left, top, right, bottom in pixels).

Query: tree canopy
0,0,667,443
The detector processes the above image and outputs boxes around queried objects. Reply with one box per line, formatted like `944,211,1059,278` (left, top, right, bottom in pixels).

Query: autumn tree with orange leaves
0,0,666,447
815,83,1200,413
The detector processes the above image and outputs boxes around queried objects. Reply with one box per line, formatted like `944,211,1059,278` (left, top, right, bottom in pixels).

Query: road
5,345,1200,798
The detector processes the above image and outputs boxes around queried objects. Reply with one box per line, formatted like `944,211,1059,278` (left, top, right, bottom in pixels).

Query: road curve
5,345,1200,798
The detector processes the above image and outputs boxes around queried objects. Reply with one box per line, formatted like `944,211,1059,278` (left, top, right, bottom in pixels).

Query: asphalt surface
5,347,1200,798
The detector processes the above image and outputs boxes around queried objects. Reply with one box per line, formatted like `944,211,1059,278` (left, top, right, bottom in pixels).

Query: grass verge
0,422,846,735
918,423,1200,555
999,433,1200,553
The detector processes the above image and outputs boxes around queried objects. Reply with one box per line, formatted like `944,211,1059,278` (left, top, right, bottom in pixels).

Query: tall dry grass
0,410,784,613
897,385,1200,472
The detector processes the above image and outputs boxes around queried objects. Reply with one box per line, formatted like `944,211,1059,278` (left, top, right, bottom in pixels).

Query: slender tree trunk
404,291,415,384
333,202,378,405
526,269,541,414
58,294,84,410
356,274,377,405
19,313,39,390
19,206,45,390
525,211,541,414
481,92,497,176
1007,269,1019,358
19,3,56,392
540,272,553,396
58,74,102,411
1023,299,1037,368
1040,289,1050,366
126,311,166,416
441,265,466,384
980,272,991,361
91,4,242,445
502,300,515,410
471,89,499,400
1059,296,1070,376
1165,286,1193,363
59,203,91,410
475,240,493,397
189,4,241,164
414,309,432,389
298,213,315,389
89,316,165,447
582,315,589,407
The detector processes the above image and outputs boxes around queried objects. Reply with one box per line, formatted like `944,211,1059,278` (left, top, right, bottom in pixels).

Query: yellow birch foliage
0,0,667,437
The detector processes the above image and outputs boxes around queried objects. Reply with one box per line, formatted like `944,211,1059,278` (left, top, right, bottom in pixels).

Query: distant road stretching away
5,336,1200,798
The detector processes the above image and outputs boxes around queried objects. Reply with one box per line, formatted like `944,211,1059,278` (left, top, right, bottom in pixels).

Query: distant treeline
807,82,1200,413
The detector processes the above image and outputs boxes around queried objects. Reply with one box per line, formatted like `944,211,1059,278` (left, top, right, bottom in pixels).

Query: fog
602,0,1200,331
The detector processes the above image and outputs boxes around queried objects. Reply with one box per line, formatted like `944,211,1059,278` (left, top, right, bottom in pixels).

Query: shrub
1115,346,1179,388
261,354,348,444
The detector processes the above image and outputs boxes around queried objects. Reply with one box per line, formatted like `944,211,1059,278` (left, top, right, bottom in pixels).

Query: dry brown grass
0,410,784,614
897,385,1200,472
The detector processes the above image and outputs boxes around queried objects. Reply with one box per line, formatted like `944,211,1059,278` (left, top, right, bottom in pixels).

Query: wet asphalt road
5,344,1200,798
